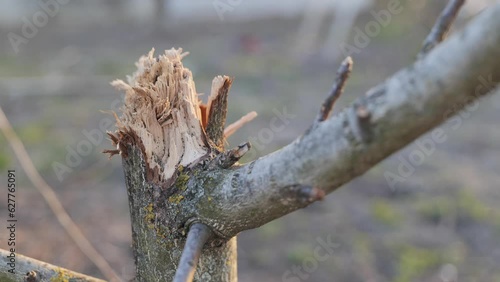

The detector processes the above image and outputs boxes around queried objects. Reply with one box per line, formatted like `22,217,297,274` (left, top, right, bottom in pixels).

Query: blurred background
0,0,500,281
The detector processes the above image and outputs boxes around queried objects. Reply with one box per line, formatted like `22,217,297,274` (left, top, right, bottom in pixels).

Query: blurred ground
1,1,500,281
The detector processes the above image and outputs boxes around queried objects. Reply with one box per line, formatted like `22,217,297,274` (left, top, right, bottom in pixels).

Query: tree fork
104,2,500,281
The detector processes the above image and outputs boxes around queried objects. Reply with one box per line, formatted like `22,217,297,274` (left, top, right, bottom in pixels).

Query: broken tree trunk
103,3,500,281
106,49,242,281
0,249,105,282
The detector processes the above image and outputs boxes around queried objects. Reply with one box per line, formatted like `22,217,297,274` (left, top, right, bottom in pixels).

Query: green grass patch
286,243,314,264
372,199,402,226
394,246,442,282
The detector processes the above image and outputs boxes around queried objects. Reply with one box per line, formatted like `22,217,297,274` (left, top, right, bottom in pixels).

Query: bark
104,4,500,281
0,249,104,282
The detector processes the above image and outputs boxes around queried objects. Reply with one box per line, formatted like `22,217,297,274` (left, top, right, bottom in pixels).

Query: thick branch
192,4,500,238
0,249,104,282
174,223,214,282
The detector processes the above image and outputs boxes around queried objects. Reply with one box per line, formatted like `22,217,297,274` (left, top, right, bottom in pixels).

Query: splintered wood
105,48,256,184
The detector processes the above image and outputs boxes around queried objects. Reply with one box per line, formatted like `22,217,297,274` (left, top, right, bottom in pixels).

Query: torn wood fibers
105,48,255,185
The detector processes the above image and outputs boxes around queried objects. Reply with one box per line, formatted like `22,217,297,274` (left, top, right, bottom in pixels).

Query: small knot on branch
212,142,251,169
298,186,326,203
173,223,214,282
356,105,371,121
348,103,373,144
25,271,39,282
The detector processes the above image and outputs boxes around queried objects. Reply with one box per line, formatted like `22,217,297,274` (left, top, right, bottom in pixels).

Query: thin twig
0,106,120,282
224,111,258,138
418,0,466,59
316,56,353,123
173,223,214,282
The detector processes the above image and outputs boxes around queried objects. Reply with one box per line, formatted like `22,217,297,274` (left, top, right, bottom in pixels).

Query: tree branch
316,56,353,123
173,223,214,282
418,0,465,59
191,4,500,238
0,249,105,282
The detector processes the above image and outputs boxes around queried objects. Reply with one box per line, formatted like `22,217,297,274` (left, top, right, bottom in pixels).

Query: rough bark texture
0,249,105,282
2,2,498,282
103,4,500,282
122,145,237,281
205,76,232,149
